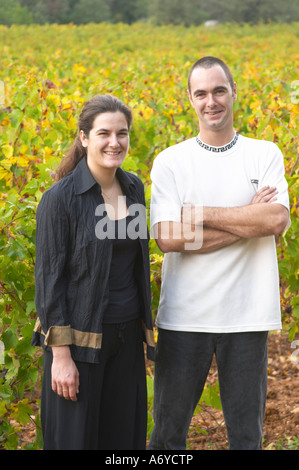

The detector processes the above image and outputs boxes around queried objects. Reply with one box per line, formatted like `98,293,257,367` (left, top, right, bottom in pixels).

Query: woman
32,95,155,450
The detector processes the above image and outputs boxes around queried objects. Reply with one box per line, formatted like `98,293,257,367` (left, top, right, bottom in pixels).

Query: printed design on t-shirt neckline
196,133,239,152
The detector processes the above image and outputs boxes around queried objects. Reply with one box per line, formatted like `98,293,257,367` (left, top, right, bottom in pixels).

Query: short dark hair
188,56,234,93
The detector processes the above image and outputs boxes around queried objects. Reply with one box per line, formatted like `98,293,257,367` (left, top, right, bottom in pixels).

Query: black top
32,157,155,363
103,215,141,323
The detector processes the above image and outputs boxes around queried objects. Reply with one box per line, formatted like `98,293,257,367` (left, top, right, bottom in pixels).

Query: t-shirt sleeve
150,153,182,235
259,143,290,211
259,142,290,230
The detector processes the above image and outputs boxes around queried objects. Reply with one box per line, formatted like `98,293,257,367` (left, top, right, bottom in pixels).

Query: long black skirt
41,318,147,450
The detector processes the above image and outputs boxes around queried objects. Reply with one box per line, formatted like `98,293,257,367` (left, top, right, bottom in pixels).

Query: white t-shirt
150,134,290,333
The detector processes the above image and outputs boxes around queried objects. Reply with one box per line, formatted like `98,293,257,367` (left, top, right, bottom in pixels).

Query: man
148,57,290,450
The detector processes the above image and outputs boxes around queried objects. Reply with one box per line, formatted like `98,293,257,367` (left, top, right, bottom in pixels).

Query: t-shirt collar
196,132,239,153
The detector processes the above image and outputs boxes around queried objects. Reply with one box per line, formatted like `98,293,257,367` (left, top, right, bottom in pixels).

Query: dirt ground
186,331,299,450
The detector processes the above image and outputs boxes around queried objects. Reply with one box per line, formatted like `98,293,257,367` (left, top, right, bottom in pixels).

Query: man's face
188,65,237,135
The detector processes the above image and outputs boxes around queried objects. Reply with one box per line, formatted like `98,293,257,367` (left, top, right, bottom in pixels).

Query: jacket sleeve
34,187,72,347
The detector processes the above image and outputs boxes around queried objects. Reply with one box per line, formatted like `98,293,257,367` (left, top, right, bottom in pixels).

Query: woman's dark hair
55,95,132,180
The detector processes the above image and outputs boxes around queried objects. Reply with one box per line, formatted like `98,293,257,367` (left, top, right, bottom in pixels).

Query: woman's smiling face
80,111,130,172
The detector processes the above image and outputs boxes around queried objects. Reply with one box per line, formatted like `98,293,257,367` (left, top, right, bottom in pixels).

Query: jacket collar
73,157,136,196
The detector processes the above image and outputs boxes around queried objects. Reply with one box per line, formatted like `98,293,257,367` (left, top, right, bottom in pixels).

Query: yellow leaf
1,144,13,159
19,144,28,154
1,157,15,170
17,156,31,167
73,63,87,74
0,166,13,185
68,114,77,130
47,94,60,106
44,146,53,162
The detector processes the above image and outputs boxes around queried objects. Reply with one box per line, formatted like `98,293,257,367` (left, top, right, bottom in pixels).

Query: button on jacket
32,157,155,363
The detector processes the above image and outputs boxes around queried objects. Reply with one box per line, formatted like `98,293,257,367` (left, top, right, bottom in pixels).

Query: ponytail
55,136,86,181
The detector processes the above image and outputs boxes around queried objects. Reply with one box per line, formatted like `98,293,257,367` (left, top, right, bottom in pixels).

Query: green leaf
0,400,8,419
199,383,222,410
10,400,32,426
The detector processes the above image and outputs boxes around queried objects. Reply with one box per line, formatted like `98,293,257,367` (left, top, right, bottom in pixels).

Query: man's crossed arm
153,186,290,254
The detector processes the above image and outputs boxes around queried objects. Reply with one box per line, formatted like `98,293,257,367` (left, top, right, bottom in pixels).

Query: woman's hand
51,346,80,402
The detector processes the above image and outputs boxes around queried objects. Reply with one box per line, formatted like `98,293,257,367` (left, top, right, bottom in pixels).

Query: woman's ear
79,130,88,148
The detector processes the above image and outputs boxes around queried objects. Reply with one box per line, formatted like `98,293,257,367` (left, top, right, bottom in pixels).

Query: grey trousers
148,329,268,450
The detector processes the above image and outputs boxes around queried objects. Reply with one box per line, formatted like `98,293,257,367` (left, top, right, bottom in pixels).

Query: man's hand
202,185,289,238
251,186,278,204
51,346,80,402
154,186,288,253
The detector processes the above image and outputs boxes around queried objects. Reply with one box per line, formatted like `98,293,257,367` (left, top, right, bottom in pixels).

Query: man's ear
233,82,237,102
187,89,194,107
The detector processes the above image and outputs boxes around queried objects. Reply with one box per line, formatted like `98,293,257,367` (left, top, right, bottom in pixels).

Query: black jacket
32,157,155,363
